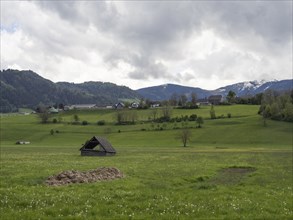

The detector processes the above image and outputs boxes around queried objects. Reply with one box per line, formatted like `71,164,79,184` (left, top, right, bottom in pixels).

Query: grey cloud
34,2,292,62
36,1,119,31
128,57,169,80
103,1,291,83
203,1,292,50
101,2,205,81
117,2,202,50
2,1,291,86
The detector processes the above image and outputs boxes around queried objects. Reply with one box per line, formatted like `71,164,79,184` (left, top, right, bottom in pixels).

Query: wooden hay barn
80,136,116,156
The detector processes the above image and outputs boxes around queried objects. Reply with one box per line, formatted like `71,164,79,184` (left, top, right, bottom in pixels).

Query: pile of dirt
45,167,124,186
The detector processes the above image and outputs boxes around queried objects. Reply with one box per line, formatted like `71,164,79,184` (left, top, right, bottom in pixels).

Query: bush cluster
259,90,293,122
154,114,198,123
97,120,106,126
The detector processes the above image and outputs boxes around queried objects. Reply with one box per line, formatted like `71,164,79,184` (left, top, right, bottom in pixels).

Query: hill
137,80,293,101
214,79,293,97
136,83,212,101
1,69,292,112
0,69,140,112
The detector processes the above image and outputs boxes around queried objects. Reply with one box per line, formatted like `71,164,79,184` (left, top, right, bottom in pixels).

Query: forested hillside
0,69,140,112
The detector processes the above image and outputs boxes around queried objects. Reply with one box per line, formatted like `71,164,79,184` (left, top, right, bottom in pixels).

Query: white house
130,102,139,108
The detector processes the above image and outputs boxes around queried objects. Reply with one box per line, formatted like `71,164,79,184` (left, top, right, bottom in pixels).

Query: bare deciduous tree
38,105,50,123
161,105,172,120
196,117,204,128
180,128,192,147
150,108,158,121
191,92,197,106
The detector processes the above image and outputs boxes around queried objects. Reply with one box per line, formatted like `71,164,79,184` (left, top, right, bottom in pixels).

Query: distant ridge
136,84,212,101
0,69,141,112
1,69,292,112
137,80,293,101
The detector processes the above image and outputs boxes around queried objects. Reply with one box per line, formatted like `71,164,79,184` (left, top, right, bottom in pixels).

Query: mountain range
0,69,292,112
137,79,292,101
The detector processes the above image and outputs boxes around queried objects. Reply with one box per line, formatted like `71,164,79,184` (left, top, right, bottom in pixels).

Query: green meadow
0,105,292,219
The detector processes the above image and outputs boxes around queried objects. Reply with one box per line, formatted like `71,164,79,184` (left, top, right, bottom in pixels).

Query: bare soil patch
45,167,124,186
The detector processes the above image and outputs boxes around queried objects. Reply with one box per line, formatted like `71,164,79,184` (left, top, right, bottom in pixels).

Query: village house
208,95,224,105
114,102,125,109
197,98,210,106
130,102,139,108
151,103,160,108
48,107,59,114
69,104,97,110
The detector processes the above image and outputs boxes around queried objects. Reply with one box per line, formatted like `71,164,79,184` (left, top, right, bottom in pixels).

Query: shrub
196,117,204,128
97,120,106,126
154,116,170,123
82,120,88,125
210,105,216,119
189,114,197,121
52,118,58,123
227,113,232,118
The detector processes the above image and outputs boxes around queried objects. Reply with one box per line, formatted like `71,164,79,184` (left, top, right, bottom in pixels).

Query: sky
1,1,292,90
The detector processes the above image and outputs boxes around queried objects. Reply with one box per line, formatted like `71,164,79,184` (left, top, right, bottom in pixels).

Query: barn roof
80,136,116,153
208,95,222,100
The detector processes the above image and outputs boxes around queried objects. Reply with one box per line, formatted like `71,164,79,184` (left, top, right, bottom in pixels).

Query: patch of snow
243,82,254,89
263,86,271,91
162,84,168,89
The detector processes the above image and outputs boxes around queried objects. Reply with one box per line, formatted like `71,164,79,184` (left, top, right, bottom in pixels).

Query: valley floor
0,105,292,219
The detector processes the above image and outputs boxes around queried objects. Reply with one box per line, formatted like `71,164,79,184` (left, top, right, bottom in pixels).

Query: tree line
258,90,293,123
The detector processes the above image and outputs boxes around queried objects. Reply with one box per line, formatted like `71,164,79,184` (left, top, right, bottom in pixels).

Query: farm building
130,102,139,108
197,98,210,106
80,136,116,156
114,102,125,109
16,141,30,145
208,95,223,105
70,104,97,110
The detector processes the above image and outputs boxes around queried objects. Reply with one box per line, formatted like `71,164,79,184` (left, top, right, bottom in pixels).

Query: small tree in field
161,105,172,121
150,108,158,121
50,129,54,135
191,92,197,107
196,116,204,128
38,105,50,123
262,105,271,127
180,128,192,147
226,90,236,104
210,105,216,119
73,114,79,122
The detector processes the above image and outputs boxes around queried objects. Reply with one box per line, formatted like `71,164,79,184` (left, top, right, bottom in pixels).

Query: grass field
0,105,292,219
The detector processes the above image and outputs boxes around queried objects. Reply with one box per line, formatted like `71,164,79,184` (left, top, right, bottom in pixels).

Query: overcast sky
1,1,292,90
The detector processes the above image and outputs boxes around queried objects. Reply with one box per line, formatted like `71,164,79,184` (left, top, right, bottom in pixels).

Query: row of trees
259,90,293,123
114,105,202,125
169,92,198,108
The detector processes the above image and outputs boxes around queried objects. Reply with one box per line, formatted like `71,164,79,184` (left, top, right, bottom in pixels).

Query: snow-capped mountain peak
137,79,292,100
213,79,291,97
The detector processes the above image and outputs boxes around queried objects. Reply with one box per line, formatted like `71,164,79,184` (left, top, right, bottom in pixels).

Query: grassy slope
1,105,291,149
0,105,292,219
